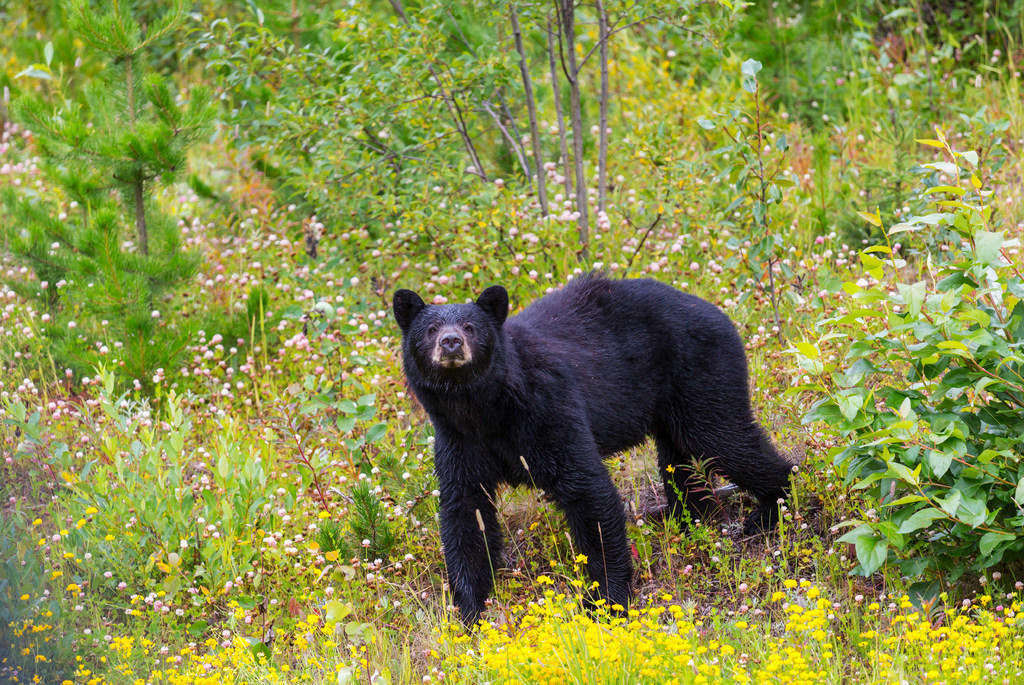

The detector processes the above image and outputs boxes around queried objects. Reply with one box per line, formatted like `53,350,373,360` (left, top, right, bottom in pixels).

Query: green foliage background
2,0,1024,682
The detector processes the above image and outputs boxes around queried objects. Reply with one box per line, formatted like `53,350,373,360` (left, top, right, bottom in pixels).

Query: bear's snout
431,325,474,367
440,332,463,355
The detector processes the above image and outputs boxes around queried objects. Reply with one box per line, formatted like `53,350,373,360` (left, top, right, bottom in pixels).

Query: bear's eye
427,324,438,336
463,323,475,334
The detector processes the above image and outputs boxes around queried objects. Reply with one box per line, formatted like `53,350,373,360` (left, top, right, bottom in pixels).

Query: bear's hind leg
688,422,791,535
732,427,792,535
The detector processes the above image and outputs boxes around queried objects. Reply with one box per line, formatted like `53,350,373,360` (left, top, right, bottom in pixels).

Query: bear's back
507,275,729,345
499,275,742,455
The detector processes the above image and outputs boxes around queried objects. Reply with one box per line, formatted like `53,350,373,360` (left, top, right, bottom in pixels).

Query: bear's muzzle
431,325,473,367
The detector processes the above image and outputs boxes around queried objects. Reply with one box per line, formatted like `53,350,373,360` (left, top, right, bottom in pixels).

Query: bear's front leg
433,434,503,626
438,484,502,626
548,462,631,609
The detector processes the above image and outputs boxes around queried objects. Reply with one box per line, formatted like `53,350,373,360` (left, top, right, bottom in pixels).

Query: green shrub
796,128,1024,586
4,369,276,601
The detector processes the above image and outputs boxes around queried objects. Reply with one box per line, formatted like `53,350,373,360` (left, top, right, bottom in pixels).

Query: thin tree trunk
482,101,531,180
556,0,588,261
290,0,301,46
447,91,487,179
511,6,548,217
597,0,609,217
388,0,487,179
134,178,148,256
125,57,149,255
547,14,572,203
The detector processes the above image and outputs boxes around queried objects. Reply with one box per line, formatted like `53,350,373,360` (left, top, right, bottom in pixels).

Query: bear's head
393,286,509,384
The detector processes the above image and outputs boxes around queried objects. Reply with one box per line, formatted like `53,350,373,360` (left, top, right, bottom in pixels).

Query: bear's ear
393,289,426,333
476,285,509,326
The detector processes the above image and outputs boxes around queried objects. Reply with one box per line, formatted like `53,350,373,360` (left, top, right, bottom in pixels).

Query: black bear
393,274,792,626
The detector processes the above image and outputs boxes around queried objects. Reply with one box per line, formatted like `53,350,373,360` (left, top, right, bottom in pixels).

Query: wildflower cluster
444,582,1024,685
466,594,739,684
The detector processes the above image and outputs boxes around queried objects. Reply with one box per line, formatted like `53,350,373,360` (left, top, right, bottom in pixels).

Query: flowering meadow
3,1,1024,683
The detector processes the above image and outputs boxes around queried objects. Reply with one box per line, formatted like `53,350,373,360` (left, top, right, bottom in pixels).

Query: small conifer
1,0,215,385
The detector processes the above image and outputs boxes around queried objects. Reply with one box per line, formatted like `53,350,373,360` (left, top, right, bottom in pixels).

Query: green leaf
923,185,966,196
885,494,927,508
979,531,1015,557
854,531,888,575
936,340,969,357
958,150,979,167
896,281,926,317
345,620,372,641
959,309,991,328
836,392,865,422
899,557,934,577
883,7,915,20
938,490,961,517
957,496,988,528
907,579,942,608
793,342,819,359
324,599,353,623
977,449,1000,464
803,400,842,424
860,252,887,280
187,620,209,638
889,222,924,235
237,595,258,610
886,461,919,486
14,65,53,81
250,641,272,662
1015,476,1024,504
279,305,305,320
973,230,1004,266
922,161,959,175
741,59,762,78
896,507,945,534
928,449,953,478
365,423,388,444
740,61,761,94
897,397,913,419
852,472,888,490
857,210,882,228
697,117,716,130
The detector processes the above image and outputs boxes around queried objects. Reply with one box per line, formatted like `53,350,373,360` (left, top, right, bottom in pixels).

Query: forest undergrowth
2,1,1024,683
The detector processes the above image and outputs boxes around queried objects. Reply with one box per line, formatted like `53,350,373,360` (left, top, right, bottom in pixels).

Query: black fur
393,274,792,626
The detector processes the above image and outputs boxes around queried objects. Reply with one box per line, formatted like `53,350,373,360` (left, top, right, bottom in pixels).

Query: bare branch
596,0,610,216
579,14,661,69
547,13,573,202
481,101,531,180
555,0,589,260
622,211,663,274
388,0,487,179
511,6,549,216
